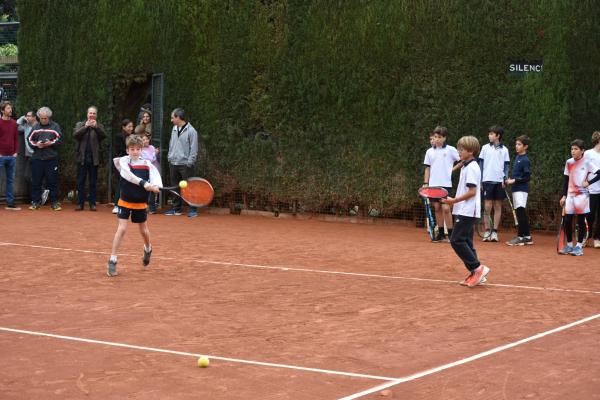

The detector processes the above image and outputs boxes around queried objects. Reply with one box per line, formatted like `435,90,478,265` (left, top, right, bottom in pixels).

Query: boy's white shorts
565,193,590,214
512,191,528,209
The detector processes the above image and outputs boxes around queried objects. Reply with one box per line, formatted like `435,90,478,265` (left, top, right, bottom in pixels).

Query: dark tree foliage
16,0,600,215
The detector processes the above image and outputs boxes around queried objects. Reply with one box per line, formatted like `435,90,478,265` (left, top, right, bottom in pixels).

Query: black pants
31,158,59,205
450,215,480,272
516,207,531,237
76,160,98,206
564,214,587,243
169,164,196,212
588,193,600,240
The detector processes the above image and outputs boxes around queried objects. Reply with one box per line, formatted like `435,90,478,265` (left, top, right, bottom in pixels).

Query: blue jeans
0,156,17,205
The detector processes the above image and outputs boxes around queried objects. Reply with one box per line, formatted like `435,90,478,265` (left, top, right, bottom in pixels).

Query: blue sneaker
164,209,182,216
570,246,584,256
558,245,573,255
187,210,198,218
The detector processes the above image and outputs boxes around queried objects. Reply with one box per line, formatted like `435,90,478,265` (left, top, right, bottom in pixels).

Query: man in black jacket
27,107,63,210
73,106,105,211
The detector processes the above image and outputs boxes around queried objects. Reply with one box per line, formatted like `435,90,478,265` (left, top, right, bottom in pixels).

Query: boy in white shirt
584,131,600,248
423,126,460,242
443,136,490,287
479,125,510,242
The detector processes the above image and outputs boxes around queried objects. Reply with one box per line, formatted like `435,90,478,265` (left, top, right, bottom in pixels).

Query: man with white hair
27,107,63,210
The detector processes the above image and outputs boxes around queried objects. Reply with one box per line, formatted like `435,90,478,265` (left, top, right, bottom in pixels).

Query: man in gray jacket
165,108,199,217
73,106,105,211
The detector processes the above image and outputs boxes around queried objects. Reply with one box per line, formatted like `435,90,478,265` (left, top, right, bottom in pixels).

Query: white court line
0,326,396,382
1,241,599,295
338,313,600,400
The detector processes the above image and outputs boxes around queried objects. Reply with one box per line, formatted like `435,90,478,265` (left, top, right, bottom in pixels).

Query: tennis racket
161,177,214,207
504,188,519,228
422,197,436,240
418,186,449,199
418,187,446,241
556,207,566,253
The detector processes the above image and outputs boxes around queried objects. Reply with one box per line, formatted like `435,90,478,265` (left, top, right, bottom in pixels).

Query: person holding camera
73,106,106,211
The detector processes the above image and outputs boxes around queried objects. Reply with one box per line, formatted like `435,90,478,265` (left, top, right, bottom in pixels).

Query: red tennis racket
162,177,214,207
418,186,449,199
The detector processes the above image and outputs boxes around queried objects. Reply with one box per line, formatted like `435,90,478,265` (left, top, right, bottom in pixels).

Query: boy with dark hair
443,136,490,288
108,135,162,277
479,125,510,242
505,135,533,245
423,126,460,242
584,131,600,248
558,139,600,256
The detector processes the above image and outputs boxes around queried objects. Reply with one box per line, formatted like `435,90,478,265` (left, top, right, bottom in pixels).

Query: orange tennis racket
162,177,214,207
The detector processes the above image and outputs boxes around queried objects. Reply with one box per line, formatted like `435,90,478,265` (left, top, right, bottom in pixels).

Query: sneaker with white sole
506,236,524,246
467,265,490,287
112,206,118,214
558,245,574,255
482,230,492,242
107,260,118,277
142,247,152,266
570,246,584,256
164,209,182,216
489,231,499,242
594,239,600,249
523,236,534,245
5,204,21,211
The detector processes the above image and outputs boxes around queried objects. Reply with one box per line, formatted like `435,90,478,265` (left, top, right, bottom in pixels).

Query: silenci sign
508,60,543,74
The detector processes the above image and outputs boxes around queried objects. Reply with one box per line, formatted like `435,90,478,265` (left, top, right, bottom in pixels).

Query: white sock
144,245,152,252
567,242,573,247
110,255,117,262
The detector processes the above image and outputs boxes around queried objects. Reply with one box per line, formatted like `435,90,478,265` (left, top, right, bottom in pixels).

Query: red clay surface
0,205,599,399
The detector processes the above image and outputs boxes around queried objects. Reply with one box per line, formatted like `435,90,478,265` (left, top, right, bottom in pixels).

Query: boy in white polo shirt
479,125,510,242
423,126,460,242
443,136,490,287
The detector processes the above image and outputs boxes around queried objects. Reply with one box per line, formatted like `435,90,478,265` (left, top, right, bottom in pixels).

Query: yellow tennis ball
197,356,210,368
179,180,188,189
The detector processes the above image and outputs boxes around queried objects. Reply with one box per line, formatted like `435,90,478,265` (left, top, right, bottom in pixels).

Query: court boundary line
0,326,397,381
1,241,599,296
338,312,600,399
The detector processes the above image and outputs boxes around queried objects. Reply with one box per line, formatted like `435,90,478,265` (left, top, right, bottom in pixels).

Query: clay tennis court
1,206,598,399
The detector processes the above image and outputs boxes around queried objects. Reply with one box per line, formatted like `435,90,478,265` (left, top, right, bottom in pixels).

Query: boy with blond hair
107,135,162,277
443,136,490,287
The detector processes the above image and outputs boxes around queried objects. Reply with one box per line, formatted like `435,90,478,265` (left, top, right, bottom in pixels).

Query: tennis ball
179,180,188,189
197,356,210,368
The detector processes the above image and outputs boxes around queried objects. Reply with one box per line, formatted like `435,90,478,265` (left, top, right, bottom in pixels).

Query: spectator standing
135,110,152,137
73,106,106,211
164,108,198,217
27,107,63,210
0,101,20,210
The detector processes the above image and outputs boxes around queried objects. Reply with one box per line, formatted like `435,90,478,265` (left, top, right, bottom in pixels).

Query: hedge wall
16,0,600,214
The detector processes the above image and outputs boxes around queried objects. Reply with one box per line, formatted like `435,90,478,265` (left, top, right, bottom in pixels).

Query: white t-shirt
564,156,599,196
479,143,510,182
423,145,460,187
584,149,600,194
452,159,481,218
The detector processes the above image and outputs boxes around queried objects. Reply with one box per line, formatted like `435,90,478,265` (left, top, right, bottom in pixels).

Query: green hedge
16,0,600,214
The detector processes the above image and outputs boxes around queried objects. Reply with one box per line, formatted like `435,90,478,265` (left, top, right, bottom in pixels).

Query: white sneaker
594,239,600,249
482,230,492,242
490,231,499,242
112,206,118,214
